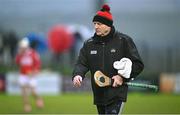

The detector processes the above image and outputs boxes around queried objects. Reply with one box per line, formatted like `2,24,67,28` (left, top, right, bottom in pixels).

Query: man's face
93,21,111,36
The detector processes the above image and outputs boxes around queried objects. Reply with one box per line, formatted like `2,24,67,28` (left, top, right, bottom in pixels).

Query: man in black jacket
72,4,144,115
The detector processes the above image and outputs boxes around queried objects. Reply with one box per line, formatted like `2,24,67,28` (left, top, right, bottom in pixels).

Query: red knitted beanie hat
93,4,113,27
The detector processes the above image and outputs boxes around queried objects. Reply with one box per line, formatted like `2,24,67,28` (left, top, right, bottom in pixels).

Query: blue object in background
27,33,48,53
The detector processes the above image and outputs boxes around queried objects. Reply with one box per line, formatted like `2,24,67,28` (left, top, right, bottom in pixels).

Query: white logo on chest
20,56,33,65
111,48,116,53
90,50,97,54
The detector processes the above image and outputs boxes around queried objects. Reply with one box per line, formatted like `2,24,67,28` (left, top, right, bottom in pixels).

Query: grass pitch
0,92,180,114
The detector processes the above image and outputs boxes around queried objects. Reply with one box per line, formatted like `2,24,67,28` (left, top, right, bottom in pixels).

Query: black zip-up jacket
72,27,144,105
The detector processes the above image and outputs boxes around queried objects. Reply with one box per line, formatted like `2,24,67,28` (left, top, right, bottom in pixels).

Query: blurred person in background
72,4,144,115
7,30,18,61
2,30,18,63
70,31,84,65
15,38,44,112
0,32,3,63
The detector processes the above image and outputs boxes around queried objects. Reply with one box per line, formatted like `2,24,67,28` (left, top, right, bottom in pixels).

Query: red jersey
15,48,41,75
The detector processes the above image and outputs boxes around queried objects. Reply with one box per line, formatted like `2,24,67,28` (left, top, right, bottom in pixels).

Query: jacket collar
92,26,115,44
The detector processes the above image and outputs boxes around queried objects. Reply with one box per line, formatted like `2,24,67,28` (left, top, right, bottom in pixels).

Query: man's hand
73,75,83,87
112,75,123,87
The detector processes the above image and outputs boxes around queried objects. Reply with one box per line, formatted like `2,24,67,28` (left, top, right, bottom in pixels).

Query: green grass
0,92,180,114
124,93,180,114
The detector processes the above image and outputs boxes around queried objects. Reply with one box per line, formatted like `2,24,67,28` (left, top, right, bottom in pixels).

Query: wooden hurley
94,70,158,91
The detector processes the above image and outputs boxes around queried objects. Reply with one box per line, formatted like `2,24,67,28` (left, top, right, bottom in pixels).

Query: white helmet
19,37,29,48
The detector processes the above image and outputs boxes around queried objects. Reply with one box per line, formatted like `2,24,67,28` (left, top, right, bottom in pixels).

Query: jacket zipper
102,42,107,103
102,42,105,72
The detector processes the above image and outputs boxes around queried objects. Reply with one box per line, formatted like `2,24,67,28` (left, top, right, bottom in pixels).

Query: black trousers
96,100,124,115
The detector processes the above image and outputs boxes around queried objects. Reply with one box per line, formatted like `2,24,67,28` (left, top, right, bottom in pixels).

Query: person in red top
15,38,44,112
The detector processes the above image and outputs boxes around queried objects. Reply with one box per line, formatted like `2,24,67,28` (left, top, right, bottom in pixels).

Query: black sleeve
72,42,89,80
123,35,144,81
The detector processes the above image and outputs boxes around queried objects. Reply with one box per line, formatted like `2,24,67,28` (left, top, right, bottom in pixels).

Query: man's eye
98,23,102,26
